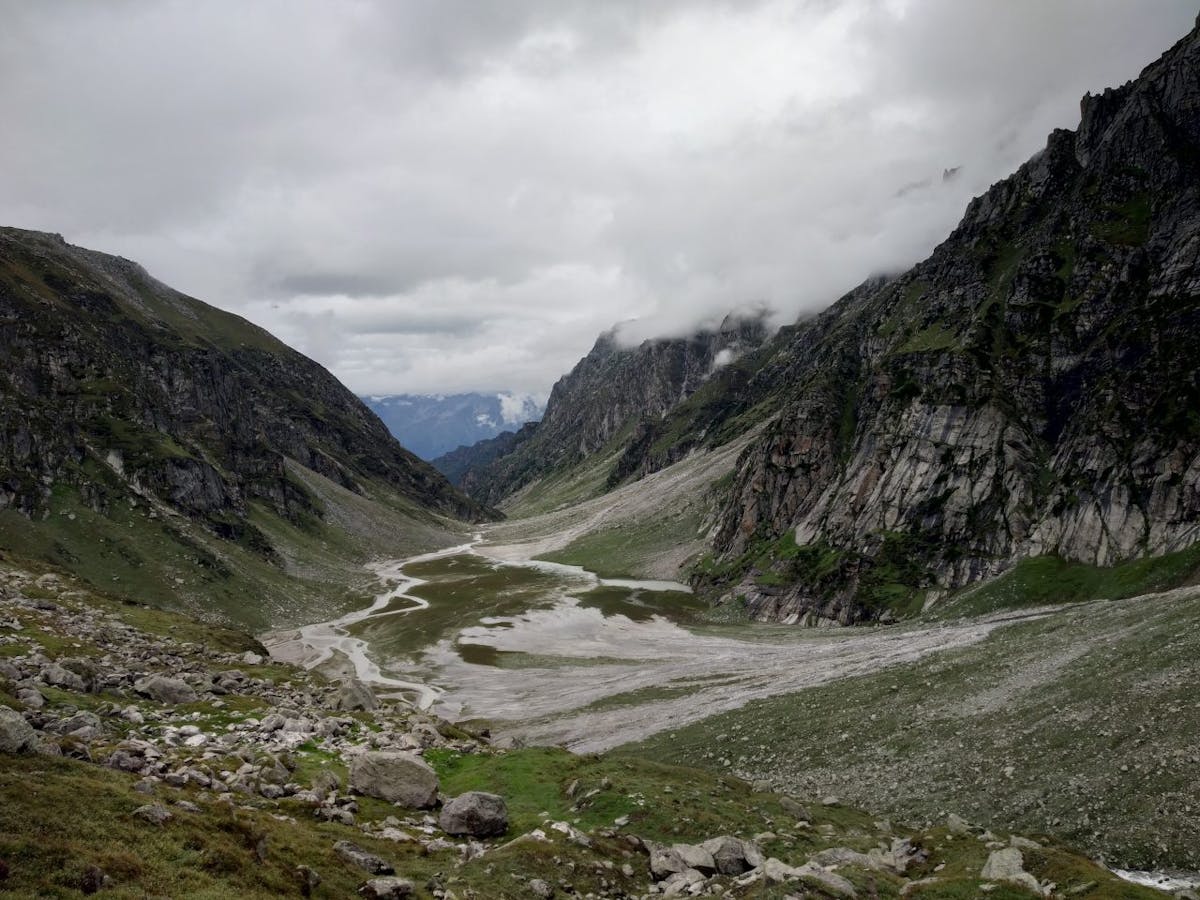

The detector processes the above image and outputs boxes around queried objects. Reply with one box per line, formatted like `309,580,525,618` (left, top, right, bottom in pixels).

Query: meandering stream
264,537,1023,752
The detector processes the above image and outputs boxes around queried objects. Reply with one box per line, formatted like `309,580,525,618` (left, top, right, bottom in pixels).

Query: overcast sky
2,1,1194,398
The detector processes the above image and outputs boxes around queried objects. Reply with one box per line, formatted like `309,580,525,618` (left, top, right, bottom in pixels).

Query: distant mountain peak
362,392,543,461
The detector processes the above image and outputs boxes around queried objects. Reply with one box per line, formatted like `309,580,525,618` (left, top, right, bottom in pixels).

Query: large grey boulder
0,706,39,754
981,848,1042,894
133,675,197,705
645,842,691,880
699,835,762,875
438,791,508,837
671,843,716,875
349,752,438,808
334,678,378,712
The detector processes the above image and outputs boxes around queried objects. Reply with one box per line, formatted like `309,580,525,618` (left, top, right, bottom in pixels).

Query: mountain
477,18,1200,624
361,392,542,461
447,314,768,506
696,19,1200,624
0,228,488,627
430,424,529,487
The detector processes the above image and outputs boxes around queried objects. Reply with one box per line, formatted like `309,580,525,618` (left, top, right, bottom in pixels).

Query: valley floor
626,584,1200,874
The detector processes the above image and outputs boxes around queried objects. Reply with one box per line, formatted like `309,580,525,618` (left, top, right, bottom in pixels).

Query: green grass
878,280,929,339
897,322,960,354
0,754,429,899
0,457,462,632
538,507,703,579
1092,193,1152,246
427,746,879,851
938,545,1200,618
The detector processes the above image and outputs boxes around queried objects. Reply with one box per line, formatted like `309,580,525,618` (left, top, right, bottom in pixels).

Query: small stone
295,865,321,897
133,675,197,705
357,876,413,899
333,840,393,875
528,877,554,898
946,813,971,835
132,804,173,826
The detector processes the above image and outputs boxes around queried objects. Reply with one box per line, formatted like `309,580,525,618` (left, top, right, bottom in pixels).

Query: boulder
41,663,86,692
800,866,859,899
671,843,716,875
46,710,102,739
0,706,39,754
438,791,508,838
981,847,1042,894
335,678,378,712
646,842,689,880
699,835,761,875
358,877,413,899
132,804,173,826
946,813,972,835
779,796,811,821
133,675,197,705
333,841,393,875
349,752,438,808
16,688,45,710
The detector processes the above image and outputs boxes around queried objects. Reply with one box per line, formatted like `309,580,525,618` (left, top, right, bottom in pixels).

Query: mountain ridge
445,314,769,506
0,227,489,625
362,392,541,461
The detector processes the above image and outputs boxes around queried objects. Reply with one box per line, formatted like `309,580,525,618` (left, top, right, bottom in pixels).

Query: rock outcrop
698,22,1200,622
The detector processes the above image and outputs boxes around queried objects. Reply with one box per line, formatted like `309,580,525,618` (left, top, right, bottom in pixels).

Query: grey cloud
1,0,1195,395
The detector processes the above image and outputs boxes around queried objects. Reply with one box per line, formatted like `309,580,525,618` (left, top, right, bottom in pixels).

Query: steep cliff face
701,21,1200,622
0,228,486,544
451,315,767,506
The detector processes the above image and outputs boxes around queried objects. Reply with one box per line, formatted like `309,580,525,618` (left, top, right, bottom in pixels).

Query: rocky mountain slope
0,228,488,626
362,392,541,461
480,17,1200,625
445,315,767,507
694,17,1200,623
